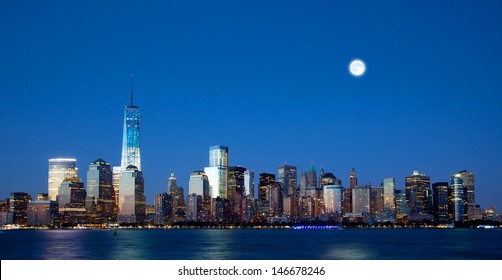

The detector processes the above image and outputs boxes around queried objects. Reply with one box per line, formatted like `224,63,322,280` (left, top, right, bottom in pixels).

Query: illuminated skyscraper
323,184,343,215
112,166,121,220
244,170,254,199
450,172,468,222
58,177,87,225
432,182,449,223
259,173,275,201
120,76,141,171
352,185,370,214
228,166,246,222
204,145,229,198
405,170,431,215
458,170,475,220
86,159,114,222
343,168,357,214
383,177,395,214
189,171,211,213
307,162,317,189
118,165,146,224
10,192,31,226
278,164,297,197
370,185,385,217
48,158,78,201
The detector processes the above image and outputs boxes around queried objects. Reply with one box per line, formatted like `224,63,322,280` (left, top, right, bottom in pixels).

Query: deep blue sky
1,1,501,208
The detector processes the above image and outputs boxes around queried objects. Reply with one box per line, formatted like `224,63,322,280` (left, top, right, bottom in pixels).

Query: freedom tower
120,75,141,171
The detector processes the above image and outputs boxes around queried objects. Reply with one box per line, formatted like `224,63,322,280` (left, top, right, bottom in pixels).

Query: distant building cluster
0,83,500,228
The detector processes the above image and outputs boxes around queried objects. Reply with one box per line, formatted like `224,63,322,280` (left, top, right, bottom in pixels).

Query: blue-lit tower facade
120,76,141,171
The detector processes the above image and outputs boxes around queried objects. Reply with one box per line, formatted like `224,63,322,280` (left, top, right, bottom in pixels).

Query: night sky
1,1,501,208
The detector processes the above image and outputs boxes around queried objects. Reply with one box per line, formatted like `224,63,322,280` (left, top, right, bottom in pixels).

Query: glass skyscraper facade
118,165,146,224
120,98,141,171
278,164,297,197
86,158,114,222
244,170,254,199
204,145,228,198
383,177,395,214
48,158,78,201
432,182,449,223
405,170,431,215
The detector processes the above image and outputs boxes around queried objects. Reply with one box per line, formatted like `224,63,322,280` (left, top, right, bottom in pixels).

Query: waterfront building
458,170,475,220
343,168,357,214
395,190,410,221
58,177,87,225
450,173,466,222
189,171,211,212
9,192,31,226
27,200,58,227
48,158,78,201
112,166,121,221
204,145,229,198
120,76,141,171
266,183,283,217
228,166,246,222
383,177,395,215
187,193,201,222
432,182,449,223
307,163,317,189
299,172,308,198
278,164,297,197
86,159,114,223
242,197,255,222
352,185,370,214
323,184,343,215
118,165,146,224
153,193,171,225
244,170,255,199
370,184,385,217
405,171,431,215
259,173,275,201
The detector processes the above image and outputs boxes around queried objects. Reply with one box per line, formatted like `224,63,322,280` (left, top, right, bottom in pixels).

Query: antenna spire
130,74,134,106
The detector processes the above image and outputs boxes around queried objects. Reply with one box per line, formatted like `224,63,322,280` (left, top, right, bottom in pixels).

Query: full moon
349,59,366,77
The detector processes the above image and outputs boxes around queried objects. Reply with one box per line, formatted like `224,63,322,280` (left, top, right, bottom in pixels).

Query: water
1,228,501,260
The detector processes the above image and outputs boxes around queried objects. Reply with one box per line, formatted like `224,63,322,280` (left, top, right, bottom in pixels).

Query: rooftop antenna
130,74,134,106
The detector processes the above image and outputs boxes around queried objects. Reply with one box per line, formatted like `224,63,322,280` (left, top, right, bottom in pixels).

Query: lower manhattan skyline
1,0,502,213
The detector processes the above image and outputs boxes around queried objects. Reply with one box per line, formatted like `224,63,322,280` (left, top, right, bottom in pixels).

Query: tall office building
383,177,395,215
153,193,171,225
299,172,308,198
266,183,283,217
204,145,229,198
27,200,58,227
432,182,449,223
278,164,297,197
395,190,410,220
244,170,255,199
86,159,114,222
118,165,146,224
343,168,357,213
259,173,275,201
450,173,467,222
352,186,370,214
189,171,210,212
120,76,141,171
370,185,385,217
228,166,246,222
112,166,121,220
458,170,475,220
323,184,343,215
187,194,201,222
58,177,87,225
307,163,317,188
405,171,431,215
48,158,78,201
9,192,31,226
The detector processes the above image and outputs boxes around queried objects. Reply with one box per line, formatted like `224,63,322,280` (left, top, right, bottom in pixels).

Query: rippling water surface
1,228,501,260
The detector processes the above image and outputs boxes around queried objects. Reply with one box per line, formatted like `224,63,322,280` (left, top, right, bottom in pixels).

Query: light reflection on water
1,228,501,260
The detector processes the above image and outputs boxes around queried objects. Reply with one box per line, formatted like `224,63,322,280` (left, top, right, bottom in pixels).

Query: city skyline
1,1,501,210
